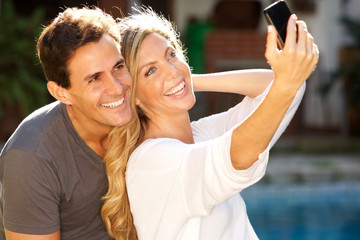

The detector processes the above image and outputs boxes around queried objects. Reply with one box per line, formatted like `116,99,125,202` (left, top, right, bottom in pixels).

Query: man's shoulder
1,101,69,155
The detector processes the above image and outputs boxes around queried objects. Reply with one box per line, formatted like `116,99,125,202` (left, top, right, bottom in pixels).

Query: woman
102,7,319,240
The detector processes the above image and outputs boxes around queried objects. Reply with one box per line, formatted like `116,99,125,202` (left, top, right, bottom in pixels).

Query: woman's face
135,33,195,118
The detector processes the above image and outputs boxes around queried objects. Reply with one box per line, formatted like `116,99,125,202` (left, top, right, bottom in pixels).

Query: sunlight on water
242,181,360,240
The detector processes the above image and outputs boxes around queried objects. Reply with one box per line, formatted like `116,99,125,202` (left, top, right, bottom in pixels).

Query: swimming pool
242,181,360,240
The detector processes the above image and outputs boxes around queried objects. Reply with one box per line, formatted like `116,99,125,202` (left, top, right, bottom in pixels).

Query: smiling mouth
102,97,125,108
164,81,185,96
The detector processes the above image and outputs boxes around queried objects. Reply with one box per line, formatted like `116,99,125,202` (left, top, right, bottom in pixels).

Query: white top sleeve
126,82,306,235
191,81,306,148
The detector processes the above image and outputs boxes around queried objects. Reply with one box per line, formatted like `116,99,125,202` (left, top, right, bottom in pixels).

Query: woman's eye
145,68,155,76
169,51,176,59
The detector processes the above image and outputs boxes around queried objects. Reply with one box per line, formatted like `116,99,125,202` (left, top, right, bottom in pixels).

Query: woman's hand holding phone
265,14,319,95
230,15,319,170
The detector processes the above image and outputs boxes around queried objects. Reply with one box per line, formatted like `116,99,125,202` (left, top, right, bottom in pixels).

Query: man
0,6,132,239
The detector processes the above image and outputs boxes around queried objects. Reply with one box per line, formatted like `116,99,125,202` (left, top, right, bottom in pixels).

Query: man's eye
145,68,155,76
89,76,99,83
114,64,124,71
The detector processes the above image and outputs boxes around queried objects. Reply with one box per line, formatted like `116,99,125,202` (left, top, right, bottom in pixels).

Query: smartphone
263,1,292,49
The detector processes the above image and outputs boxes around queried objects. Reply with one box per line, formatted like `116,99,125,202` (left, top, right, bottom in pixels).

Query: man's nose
105,74,124,93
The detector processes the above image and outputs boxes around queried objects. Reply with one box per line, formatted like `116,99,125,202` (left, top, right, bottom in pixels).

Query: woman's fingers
312,43,320,71
266,15,320,82
306,32,314,56
296,20,308,53
314,43,320,61
264,25,279,63
283,14,298,50
284,17,318,65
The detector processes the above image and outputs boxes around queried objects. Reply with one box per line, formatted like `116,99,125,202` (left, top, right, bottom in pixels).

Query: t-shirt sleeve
191,81,273,140
185,82,306,215
192,81,306,144
181,133,269,217
1,149,60,234
268,82,306,148
127,135,268,218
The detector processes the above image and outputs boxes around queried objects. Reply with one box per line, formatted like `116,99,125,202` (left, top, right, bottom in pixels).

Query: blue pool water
241,181,360,240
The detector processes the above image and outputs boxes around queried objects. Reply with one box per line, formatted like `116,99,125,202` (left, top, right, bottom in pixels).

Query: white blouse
126,82,306,240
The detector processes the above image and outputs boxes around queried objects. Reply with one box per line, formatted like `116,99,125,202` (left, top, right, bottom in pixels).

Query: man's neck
66,105,111,158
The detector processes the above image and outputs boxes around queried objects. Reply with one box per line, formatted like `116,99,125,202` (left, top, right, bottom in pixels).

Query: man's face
65,34,133,130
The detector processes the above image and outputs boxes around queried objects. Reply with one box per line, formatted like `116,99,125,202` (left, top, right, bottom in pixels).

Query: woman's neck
143,112,194,144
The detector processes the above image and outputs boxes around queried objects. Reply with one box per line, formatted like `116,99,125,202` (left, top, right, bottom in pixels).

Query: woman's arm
192,69,273,98
230,15,319,170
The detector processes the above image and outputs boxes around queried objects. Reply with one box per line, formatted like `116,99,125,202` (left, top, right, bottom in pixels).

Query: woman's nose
164,62,178,81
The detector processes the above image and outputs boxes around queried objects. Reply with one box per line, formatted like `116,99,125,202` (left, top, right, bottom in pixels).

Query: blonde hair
101,6,186,240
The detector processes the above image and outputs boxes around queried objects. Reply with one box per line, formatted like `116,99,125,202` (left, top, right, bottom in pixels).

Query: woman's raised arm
192,69,273,98
230,15,319,170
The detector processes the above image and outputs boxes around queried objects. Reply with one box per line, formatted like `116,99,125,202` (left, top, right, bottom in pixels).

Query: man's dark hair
37,6,120,89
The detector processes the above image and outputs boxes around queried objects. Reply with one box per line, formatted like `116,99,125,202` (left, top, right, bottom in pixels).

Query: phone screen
263,1,292,48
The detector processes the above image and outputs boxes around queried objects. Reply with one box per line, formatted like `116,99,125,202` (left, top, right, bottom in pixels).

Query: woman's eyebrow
138,60,156,74
138,47,173,73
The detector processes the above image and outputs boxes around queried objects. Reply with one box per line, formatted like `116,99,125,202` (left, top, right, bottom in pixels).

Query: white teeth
164,81,185,96
102,98,124,108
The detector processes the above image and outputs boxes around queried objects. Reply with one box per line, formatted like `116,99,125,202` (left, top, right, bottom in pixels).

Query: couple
0,5,318,240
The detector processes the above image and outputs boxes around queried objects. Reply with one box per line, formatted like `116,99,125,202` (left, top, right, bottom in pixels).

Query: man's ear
47,81,72,105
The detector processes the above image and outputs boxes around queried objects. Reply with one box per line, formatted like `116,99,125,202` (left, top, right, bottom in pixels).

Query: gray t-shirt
0,101,112,239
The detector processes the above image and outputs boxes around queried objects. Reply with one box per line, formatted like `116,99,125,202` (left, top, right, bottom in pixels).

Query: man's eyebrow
83,58,125,82
84,71,101,82
113,58,125,69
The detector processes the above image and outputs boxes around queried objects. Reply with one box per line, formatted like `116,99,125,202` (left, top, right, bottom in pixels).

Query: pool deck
266,152,360,183
1,136,360,183
266,136,360,183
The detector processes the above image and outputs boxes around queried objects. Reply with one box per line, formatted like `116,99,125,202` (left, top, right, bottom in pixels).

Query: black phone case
263,1,292,48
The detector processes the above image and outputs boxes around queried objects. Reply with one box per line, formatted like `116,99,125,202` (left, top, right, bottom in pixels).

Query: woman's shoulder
136,138,185,150
128,138,190,170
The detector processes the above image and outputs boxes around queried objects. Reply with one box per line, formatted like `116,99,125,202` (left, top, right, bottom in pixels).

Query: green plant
0,0,50,117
